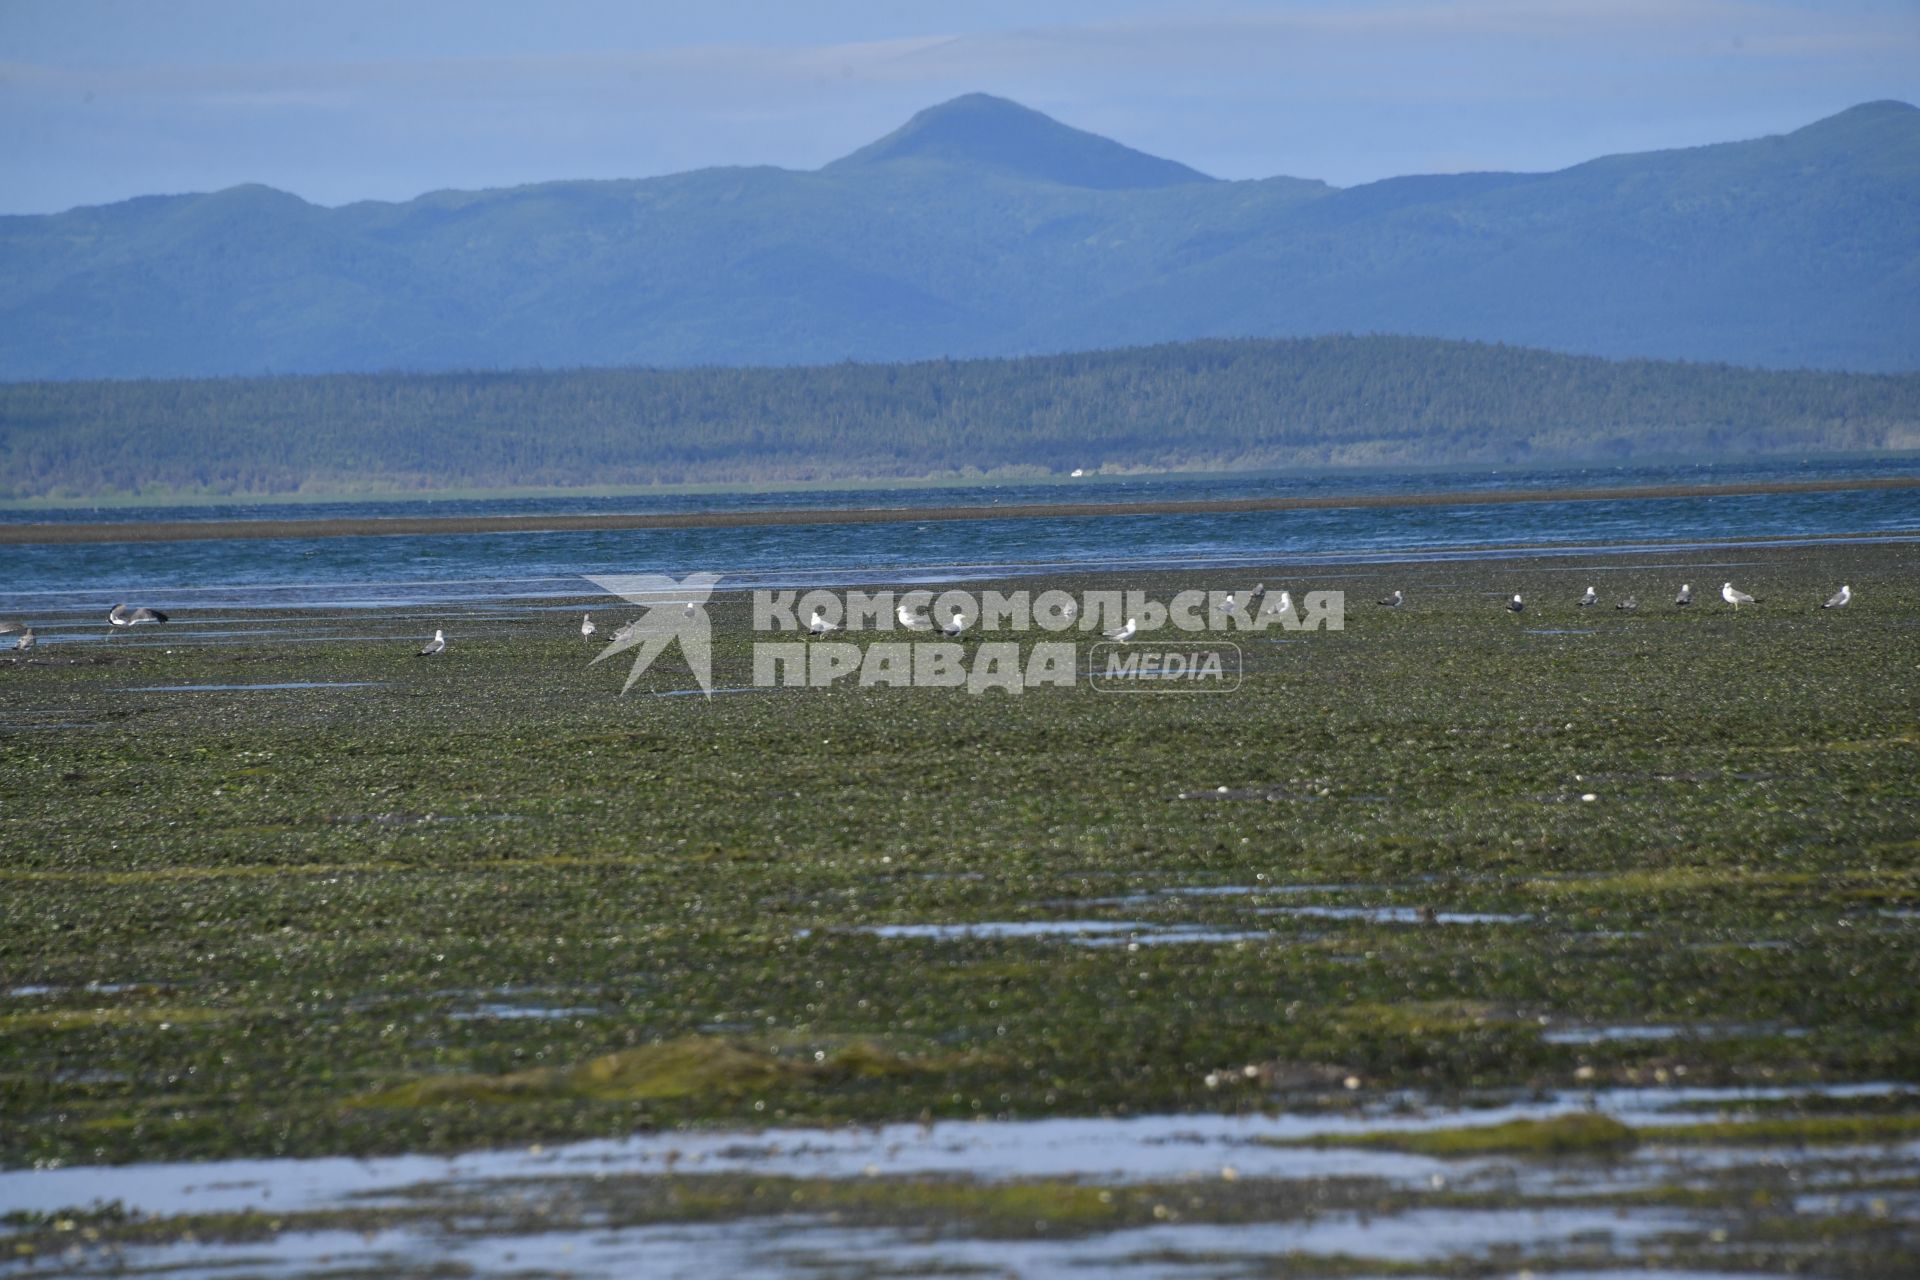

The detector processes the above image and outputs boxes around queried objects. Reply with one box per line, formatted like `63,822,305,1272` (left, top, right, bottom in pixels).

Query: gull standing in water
417,629,447,657
1721,582,1755,609
807,607,837,636
1824,584,1851,609
1579,586,1597,607
108,604,168,627
580,613,596,640
1506,594,1525,613
1674,584,1692,608
1378,590,1403,608
1105,617,1138,642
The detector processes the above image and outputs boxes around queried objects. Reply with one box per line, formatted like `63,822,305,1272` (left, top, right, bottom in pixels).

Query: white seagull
1578,586,1597,607
1675,584,1692,608
807,607,837,636
1378,590,1403,608
1616,596,1638,612
941,606,968,638
14,627,34,652
1266,589,1294,617
108,604,168,627
417,629,447,656
1506,593,1525,613
1105,617,1138,642
895,601,921,630
580,613,596,639
1824,584,1851,609
1721,581,1755,609
1223,590,1238,614
0,621,24,636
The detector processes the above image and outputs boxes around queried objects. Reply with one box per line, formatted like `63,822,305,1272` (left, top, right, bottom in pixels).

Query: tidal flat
1,539,1916,1275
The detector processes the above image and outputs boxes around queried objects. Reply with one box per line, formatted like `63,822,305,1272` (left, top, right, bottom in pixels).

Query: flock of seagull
0,581,1860,658
1380,580,1852,615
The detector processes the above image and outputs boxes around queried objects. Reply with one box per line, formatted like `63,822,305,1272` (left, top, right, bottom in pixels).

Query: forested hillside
4,336,1917,500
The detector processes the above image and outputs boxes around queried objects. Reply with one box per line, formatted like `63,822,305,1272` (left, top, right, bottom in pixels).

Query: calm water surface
2,458,1914,616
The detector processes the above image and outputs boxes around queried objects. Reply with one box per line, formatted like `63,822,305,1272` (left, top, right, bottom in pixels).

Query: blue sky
2,0,1916,213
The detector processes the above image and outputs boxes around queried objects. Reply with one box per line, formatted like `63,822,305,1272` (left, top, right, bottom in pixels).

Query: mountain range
1,93,1916,380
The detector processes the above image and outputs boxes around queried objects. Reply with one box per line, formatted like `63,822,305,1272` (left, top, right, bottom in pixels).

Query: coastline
4,474,1916,545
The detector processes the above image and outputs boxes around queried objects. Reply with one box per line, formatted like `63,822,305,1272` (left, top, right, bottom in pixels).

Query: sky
2,0,1917,214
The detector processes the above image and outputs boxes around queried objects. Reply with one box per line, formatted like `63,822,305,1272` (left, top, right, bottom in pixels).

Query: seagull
417,629,446,657
1223,590,1238,614
610,619,637,644
1378,590,1403,608
682,602,697,618
1579,586,1597,607
580,613,596,639
1061,599,1078,622
108,604,168,627
0,621,24,636
1506,593,1525,613
807,607,837,636
941,606,967,638
1266,589,1294,617
1674,584,1692,608
1722,582,1755,609
1105,617,1138,642
1246,584,1266,611
1616,596,1638,612
1824,584,1851,609
896,601,921,630
14,628,34,652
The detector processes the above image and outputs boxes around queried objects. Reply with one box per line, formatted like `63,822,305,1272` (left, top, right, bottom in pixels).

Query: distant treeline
2,336,1917,499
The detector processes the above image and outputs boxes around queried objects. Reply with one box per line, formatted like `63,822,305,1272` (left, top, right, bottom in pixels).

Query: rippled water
2,458,1913,616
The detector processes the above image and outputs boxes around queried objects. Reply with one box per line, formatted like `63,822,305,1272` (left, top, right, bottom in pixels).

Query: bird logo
586,572,720,695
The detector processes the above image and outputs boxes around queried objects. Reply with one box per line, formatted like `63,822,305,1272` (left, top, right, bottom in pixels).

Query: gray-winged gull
108,604,168,627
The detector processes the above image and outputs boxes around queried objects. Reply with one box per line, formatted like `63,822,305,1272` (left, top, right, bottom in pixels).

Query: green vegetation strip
1263,1111,1920,1157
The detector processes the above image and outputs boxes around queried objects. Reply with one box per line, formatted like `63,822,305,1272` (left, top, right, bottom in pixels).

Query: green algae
357,1034,949,1107
1641,1112,1920,1146
1265,1109,1920,1158
1266,1113,1639,1157
1,539,1916,1168
0,1006,223,1033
